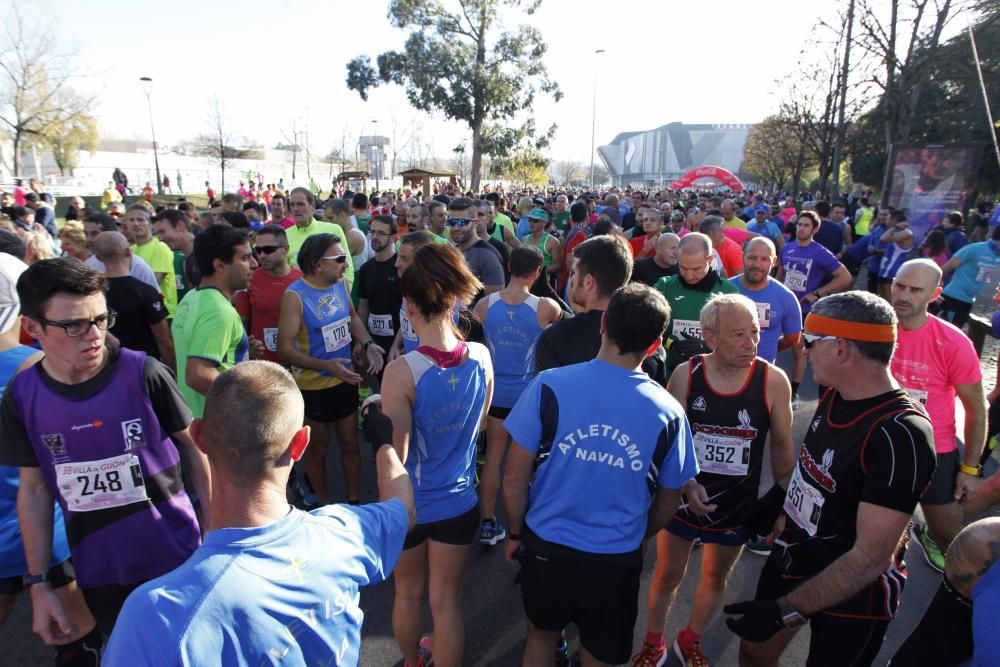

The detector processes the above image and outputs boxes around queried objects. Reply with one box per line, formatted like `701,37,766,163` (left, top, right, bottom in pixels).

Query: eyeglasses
37,311,117,337
254,244,286,255
447,218,473,227
321,254,348,264
802,332,838,349
370,229,392,238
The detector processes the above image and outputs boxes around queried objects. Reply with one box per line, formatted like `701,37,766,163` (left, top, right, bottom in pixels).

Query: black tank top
676,355,771,530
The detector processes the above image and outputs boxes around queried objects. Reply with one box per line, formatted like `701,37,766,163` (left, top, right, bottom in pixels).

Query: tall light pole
139,77,163,195
589,49,606,191
372,120,380,192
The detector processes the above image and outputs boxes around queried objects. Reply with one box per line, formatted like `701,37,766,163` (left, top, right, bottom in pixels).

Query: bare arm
765,366,795,485
665,361,691,404
503,226,521,248
502,441,535,537
185,357,220,397
172,428,211,525
777,332,801,352
375,441,416,530
276,291,324,373
941,256,962,276
786,502,911,615
645,487,685,538
820,265,853,296
356,298,371,332
150,319,176,374
955,380,988,504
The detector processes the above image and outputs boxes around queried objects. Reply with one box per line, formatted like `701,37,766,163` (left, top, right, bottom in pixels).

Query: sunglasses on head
447,218,473,227
321,254,348,264
254,244,286,255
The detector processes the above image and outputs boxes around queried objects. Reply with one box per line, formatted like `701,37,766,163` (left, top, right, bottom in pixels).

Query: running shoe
416,635,433,667
912,523,945,573
555,637,571,667
479,518,507,546
791,393,800,410
745,536,772,556
673,638,709,667
631,642,666,666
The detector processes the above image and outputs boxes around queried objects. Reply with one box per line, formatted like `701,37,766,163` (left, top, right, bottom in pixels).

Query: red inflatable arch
668,166,744,192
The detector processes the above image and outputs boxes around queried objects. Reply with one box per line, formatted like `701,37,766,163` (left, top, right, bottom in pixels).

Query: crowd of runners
0,180,999,666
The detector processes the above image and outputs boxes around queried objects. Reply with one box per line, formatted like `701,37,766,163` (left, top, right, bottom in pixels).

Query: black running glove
724,599,785,642
363,406,394,450
742,484,787,539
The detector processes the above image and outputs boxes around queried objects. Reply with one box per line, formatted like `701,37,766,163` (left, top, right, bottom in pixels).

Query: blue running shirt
483,292,544,408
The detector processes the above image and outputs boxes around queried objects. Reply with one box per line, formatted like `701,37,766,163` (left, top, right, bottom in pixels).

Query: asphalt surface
4,276,1000,666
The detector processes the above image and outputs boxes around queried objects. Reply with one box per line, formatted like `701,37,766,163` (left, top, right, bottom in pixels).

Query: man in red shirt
233,224,301,364
270,194,294,229
629,205,663,259
701,215,743,278
205,181,215,202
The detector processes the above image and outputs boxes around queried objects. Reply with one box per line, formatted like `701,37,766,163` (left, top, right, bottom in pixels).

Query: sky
6,0,954,166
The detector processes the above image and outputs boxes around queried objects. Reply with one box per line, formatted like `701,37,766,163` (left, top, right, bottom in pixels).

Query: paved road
5,350,997,666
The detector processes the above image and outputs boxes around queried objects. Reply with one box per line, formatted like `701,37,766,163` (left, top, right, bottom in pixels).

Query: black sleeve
534,326,560,373
143,357,194,434
140,283,168,326
0,384,39,467
861,411,936,513
356,263,370,300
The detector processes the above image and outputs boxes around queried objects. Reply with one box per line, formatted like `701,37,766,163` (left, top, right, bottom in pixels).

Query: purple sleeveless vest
11,347,200,588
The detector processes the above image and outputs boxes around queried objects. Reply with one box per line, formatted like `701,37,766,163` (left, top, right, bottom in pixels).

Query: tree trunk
470,121,483,192
12,132,21,176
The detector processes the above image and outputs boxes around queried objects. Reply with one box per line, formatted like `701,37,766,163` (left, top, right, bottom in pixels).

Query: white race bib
694,431,751,476
56,454,148,512
784,466,825,536
756,302,772,329
785,269,807,292
321,316,351,353
975,263,995,284
368,313,394,337
263,327,279,352
401,309,417,341
902,385,929,406
175,274,185,291
672,318,702,339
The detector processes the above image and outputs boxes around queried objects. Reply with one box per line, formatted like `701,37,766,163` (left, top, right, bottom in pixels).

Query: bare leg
688,543,743,634
479,415,508,520
523,621,563,667
923,501,964,550
393,542,428,667
304,417,330,505
644,529,694,638
426,540,472,667
578,644,614,667
334,412,361,502
739,627,800,667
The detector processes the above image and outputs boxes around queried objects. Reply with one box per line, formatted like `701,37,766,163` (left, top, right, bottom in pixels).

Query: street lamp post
589,49,606,191
139,77,163,195
372,120,380,192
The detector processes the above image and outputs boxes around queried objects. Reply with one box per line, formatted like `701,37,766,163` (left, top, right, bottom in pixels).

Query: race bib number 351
784,467,825,536
56,454,148,512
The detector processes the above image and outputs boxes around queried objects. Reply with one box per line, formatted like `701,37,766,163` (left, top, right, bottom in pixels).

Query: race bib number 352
56,454,148,512
693,432,751,476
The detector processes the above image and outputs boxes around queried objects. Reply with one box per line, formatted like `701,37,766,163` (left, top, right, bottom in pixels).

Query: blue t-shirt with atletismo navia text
505,359,697,555
103,501,409,667
730,276,802,363
942,241,1000,304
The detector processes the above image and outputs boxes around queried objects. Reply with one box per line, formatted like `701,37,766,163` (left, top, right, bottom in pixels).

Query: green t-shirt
172,251,189,303
553,211,571,233
285,220,356,288
133,238,178,317
653,274,739,341
171,287,249,418
493,213,515,234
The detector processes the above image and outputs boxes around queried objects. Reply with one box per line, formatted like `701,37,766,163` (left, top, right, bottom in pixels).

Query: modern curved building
598,122,752,187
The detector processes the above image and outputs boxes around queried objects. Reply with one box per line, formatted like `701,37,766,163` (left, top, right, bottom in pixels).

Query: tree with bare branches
191,97,247,193
0,3,97,175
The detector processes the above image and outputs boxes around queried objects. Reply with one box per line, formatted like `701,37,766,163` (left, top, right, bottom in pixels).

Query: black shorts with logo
518,530,642,665
403,503,480,549
301,382,359,423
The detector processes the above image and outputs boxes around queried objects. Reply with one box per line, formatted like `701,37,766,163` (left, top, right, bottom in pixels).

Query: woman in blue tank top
380,244,493,667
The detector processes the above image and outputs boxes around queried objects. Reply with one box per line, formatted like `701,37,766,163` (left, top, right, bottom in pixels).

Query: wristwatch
363,340,373,351
22,572,49,588
777,597,809,629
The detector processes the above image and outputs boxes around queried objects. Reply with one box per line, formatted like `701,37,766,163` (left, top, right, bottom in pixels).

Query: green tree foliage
491,146,549,188
44,111,97,176
742,116,815,191
345,0,561,191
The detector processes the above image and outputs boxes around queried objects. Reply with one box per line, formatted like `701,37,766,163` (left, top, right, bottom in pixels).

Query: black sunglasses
254,244,286,255
447,218,473,227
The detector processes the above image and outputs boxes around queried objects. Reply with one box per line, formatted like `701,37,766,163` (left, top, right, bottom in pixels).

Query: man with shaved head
731,237,802,364
889,258,987,573
631,232,679,286
721,199,746,230
94,232,175,370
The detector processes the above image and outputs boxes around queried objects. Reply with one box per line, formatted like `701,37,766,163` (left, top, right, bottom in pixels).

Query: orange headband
803,313,897,343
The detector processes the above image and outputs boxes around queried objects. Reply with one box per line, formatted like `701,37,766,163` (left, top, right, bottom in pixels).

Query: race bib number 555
56,453,148,512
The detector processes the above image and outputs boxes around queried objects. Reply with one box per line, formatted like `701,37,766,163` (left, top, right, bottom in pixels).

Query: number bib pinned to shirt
672,319,702,339
321,316,351,353
785,269,808,292
368,313,394,337
975,263,995,284
784,466,825,536
263,327,279,352
56,453,148,512
756,303,772,329
693,431,751,476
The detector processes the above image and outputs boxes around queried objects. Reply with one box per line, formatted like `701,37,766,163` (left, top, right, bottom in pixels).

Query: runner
356,215,402,385
284,188,356,291
473,246,561,547
939,225,1000,330
172,224,257,419
503,283,698,666
448,197,505,296
725,291,936,667
629,205,664,260
777,211,852,408
732,237,802,364
125,204,177,318
876,210,915,301
519,208,562,286
0,257,101,664
631,233,679,287
389,232,444,359
150,209,197,300
0,258,209,639
103,362,415,666
635,294,793,667
277,234,385,506
654,233,738,373
269,194,294,229
232,224,301,366
380,243,493,667
888,259,987,572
